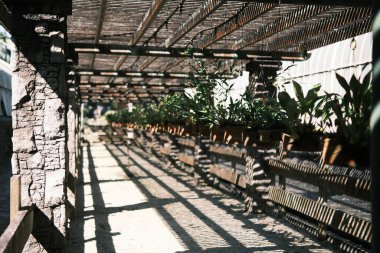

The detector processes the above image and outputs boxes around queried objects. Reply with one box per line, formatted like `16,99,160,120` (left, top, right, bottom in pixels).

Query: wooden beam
233,0,371,7
87,0,108,82
74,69,236,79
164,0,227,48
111,0,168,81
10,175,21,221
139,56,158,71
194,3,276,48
292,17,372,52
138,0,227,71
268,7,372,51
79,83,186,89
71,43,306,60
131,0,168,45
0,207,33,253
232,5,331,50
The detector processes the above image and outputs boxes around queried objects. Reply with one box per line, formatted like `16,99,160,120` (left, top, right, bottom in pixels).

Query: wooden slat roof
0,0,373,103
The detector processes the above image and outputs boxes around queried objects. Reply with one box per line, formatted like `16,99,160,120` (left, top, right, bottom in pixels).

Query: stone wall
10,4,69,252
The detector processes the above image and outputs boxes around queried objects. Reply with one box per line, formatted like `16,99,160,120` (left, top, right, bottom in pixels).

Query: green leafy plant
278,81,331,139
158,94,187,125
243,91,286,130
105,109,130,123
329,71,372,146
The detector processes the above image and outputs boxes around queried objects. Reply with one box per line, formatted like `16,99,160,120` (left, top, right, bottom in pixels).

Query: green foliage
329,71,372,146
243,91,286,130
180,57,246,127
278,81,332,139
158,94,187,125
105,109,130,123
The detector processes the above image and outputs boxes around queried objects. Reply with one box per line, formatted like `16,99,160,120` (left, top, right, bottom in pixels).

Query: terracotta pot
242,130,260,146
167,124,176,134
281,133,322,153
176,125,192,136
257,129,282,143
321,138,369,168
210,127,224,142
223,126,244,145
198,125,210,137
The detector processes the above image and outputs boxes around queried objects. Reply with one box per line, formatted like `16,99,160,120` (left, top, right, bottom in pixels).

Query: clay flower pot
210,127,224,142
223,126,244,145
257,129,282,143
282,133,322,152
321,138,369,168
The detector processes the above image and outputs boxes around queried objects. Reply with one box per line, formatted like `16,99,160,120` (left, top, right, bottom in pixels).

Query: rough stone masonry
10,2,70,252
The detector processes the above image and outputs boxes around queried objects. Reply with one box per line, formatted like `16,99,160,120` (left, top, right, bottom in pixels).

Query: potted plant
183,58,225,137
277,81,332,151
322,70,372,167
242,91,287,145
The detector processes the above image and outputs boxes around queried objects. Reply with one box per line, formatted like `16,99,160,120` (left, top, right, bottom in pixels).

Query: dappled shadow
104,143,335,252
69,142,119,253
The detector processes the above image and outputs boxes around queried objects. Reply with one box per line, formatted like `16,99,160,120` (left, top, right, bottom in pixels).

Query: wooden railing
0,176,34,253
100,126,372,252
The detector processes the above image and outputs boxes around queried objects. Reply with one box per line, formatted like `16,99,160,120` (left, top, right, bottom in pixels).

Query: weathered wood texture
9,176,21,222
209,165,247,188
269,187,372,245
64,0,372,101
0,208,33,253
268,159,371,201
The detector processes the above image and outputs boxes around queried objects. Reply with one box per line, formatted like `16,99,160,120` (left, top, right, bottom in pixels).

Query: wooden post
317,184,328,241
10,175,21,221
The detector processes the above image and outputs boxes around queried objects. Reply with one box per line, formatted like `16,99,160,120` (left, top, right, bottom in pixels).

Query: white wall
279,32,372,97
0,60,11,116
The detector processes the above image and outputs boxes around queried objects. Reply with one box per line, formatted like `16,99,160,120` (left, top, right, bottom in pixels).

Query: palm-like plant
278,81,332,139
329,71,372,146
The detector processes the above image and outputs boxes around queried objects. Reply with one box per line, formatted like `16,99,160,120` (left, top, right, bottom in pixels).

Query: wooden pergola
55,0,372,103
0,0,372,103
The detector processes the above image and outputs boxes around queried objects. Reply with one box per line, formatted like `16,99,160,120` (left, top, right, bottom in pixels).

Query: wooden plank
209,144,246,159
177,137,196,148
268,187,372,244
10,176,21,221
268,159,371,201
164,0,227,48
268,7,371,51
0,207,34,253
232,5,330,50
209,165,247,188
111,0,168,79
87,0,108,83
236,0,371,7
298,17,371,52
71,43,306,60
194,3,276,48
131,0,168,45
178,154,195,166
75,69,235,79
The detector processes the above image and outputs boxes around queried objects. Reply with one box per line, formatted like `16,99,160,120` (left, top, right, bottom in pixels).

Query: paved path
69,139,337,252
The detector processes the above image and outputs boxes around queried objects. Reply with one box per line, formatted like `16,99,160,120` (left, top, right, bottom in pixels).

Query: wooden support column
371,1,380,252
67,85,78,219
10,175,21,221
8,1,71,252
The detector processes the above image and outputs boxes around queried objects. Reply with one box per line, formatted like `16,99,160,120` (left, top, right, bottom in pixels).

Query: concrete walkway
69,138,337,252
